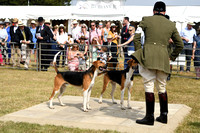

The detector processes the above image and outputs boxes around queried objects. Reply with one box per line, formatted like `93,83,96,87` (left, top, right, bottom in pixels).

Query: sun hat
72,20,78,24
187,22,195,26
12,18,18,23
81,23,88,30
18,21,25,26
31,20,36,24
44,19,51,24
110,23,117,27
107,34,113,39
4,18,11,23
0,21,4,25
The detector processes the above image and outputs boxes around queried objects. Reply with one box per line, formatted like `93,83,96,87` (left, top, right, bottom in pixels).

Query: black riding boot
136,92,155,125
156,92,168,124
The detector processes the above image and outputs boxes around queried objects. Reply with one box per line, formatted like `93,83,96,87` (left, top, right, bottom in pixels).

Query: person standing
102,21,110,43
89,22,101,44
192,33,200,79
71,20,81,43
0,21,8,65
4,19,11,65
180,22,196,72
15,21,33,69
10,18,20,67
132,1,183,125
121,17,131,44
29,20,37,63
36,17,53,71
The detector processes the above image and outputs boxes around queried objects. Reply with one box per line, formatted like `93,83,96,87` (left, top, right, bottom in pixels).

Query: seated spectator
97,46,109,64
68,44,81,71
0,21,8,66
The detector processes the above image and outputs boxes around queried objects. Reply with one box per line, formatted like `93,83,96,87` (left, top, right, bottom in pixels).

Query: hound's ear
127,59,133,66
92,61,97,67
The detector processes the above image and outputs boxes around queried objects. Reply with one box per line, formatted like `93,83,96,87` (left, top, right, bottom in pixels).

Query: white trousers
139,65,168,93
21,44,31,68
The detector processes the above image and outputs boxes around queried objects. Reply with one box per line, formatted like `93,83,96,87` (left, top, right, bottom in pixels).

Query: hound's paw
49,106,55,109
87,106,92,110
121,107,126,110
98,100,102,104
127,106,132,109
60,103,65,106
113,101,117,104
83,109,89,112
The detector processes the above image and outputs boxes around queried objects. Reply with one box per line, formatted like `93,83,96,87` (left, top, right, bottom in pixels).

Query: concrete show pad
0,96,191,133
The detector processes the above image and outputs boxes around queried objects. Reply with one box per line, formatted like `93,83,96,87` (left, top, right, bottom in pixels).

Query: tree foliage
0,0,71,5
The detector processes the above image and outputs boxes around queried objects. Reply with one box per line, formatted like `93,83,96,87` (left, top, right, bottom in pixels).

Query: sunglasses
128,30,133,31
82,27,86,28
91,25,95,26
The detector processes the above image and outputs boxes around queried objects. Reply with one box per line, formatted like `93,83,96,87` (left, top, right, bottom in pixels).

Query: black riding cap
153,1,166,12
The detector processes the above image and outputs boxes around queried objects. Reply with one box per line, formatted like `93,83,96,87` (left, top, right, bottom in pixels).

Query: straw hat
187,22,195,26
79,36,87,40
72,20,78,24
107,34,113,39
31,20,36,24
18,21,25,26
12,18,18,23
4,18,11,24
44,19,51,24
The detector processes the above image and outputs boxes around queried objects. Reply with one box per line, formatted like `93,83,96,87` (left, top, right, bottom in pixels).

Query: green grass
0,68,200,132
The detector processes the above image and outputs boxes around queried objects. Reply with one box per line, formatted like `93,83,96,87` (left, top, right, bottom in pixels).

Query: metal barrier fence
0,42,199,79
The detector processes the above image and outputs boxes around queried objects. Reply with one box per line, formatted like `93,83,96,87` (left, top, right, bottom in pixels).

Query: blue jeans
180,43,192,71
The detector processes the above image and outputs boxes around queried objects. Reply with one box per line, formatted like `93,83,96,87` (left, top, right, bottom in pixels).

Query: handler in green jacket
132,1,184,125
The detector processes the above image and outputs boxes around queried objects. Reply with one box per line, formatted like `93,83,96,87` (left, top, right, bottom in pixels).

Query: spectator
89,22,101,44
71,20,81,43
98,22,103,44
0,21,8,66
29,20,37,62
102,21,110,43
68,44,81,71
121,17,131,44
76,23,89,45
36,17,53,71
78,36,88,70
90,37,101,62
118,26,135,69
15,21,33,69
97,46,109,64
51,25,59,65
103,34,118,70
4,18,11,65
192,33,200,79
108,23,120,45
10,18,20,67
68,34,74,45
57,24,68,67
180,22,196,72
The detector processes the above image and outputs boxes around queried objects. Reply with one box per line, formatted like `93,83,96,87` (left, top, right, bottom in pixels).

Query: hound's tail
53,51,61,73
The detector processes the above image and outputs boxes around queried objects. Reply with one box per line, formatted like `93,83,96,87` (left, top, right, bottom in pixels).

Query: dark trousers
180,43,192,71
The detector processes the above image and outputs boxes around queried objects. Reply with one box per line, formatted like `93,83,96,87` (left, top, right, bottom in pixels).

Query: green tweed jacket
132,14,184,74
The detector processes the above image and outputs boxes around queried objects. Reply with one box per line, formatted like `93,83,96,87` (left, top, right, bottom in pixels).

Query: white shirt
72,26,81,40
0,29,8,40
14,26,18,33
180,27,196,43
57,32,68,44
